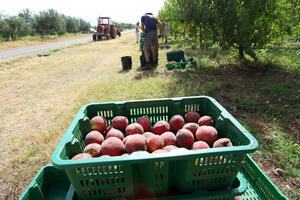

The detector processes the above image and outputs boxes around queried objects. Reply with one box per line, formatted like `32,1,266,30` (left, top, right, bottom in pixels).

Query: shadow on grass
134,68,162,80
118,69,131,73
165,59,300,135
164,60,300,198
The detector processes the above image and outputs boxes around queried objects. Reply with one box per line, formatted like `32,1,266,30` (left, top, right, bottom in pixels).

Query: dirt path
0,30,134,59
0,32,140,199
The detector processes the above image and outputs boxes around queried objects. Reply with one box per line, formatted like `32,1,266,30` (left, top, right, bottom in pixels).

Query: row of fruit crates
18,96,288,199
19,155,288,200
50,96,258,199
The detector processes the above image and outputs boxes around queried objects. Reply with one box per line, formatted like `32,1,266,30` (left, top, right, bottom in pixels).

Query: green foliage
18,9,34,36
3,16,23,40
0,8,91,40
275,0,300,37
159,0,299,59
33,9,66,36
158,0,185,39
112,21,135,29
65,16,80,33
79,19,90,32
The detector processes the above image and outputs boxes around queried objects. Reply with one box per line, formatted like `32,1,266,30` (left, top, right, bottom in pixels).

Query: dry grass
0,32,172,199
0,32,298,199
0,33,92,51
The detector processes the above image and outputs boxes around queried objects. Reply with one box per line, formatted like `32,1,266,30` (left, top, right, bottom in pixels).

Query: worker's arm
141,21,145,33
157,19,163,38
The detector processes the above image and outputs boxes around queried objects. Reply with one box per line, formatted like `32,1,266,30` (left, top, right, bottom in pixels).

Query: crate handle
250,139,256,147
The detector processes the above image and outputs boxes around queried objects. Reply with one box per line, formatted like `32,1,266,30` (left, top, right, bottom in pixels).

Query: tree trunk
238,46,244,59
199,27,203,46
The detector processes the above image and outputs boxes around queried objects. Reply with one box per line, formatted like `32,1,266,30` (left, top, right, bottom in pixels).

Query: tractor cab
97,17,111,35
98,17,111,25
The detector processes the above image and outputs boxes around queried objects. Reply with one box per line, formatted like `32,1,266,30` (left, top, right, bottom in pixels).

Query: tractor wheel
106,34,111,40
110,27,117,39
93,34,97,41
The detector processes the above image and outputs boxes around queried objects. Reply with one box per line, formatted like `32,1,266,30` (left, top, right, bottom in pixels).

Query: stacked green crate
140,32,158,64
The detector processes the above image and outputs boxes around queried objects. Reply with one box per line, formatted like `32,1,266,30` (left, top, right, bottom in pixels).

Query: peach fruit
123,135,132,144
106,128,124,141
125,134,147,153
152,121,170,135
143,132,155,141
163,145,178,152
160,132,176,146
152,149,168,154
125,123,144,135
112,116,129,132
176,129,194,148
84,143,102,157
182,123,199,135
72,153,92,160
195,126,218,146
169,115,185,132
85,131,104,145
137,115,152,132
147,135,164,152
101,137,125,156
91,116,107,133
185,111,200,123
198,116,213,126
192,141,210,150
213,138,233,148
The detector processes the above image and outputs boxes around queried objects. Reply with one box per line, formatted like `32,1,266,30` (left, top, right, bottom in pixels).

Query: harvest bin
20,155,289,200
19,164,246,200
51,96,258,199
19,165,71,200
166,49,185,62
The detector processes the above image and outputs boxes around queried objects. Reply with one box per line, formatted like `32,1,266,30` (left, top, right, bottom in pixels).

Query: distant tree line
0,9,91,41
112,21,135,30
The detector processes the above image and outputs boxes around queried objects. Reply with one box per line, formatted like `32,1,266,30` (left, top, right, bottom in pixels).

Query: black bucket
121,56,132,70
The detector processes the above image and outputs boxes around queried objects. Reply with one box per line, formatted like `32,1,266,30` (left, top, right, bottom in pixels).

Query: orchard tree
158,0,185,39
34,12,49,36
209,0,278,59
3,16,23,40
160,0,279,59
65,16,80,33
18,9,34,36
276,0,300,37
0,14,4,35
79,19,90,32
34,9,66,36
0,14,11,40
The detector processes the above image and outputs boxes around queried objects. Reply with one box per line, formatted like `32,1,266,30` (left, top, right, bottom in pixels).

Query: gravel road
0,30,134,59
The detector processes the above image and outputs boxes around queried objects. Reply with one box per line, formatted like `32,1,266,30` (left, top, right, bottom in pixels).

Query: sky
0,0,166,25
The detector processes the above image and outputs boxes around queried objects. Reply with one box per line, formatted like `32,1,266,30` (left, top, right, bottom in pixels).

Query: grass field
0,32,299,199
0,33,92,51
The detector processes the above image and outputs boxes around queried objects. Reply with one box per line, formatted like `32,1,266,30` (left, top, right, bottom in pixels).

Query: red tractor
93,17,122,41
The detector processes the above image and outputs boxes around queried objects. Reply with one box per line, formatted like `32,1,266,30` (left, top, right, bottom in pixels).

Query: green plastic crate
20,165,246,200
20,155,289,200
19,165,71,200
166,49,185,62
239,155,288,200
51,96,258,199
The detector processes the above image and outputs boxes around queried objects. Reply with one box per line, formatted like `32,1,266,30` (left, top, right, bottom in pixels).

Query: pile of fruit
71,112,233,159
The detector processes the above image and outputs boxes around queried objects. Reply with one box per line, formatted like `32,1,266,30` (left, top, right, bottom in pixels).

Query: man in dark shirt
141,13,163,69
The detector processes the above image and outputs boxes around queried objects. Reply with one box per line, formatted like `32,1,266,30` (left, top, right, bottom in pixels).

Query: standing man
141,13,163,70
135,22,140,43
163,22,170,44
